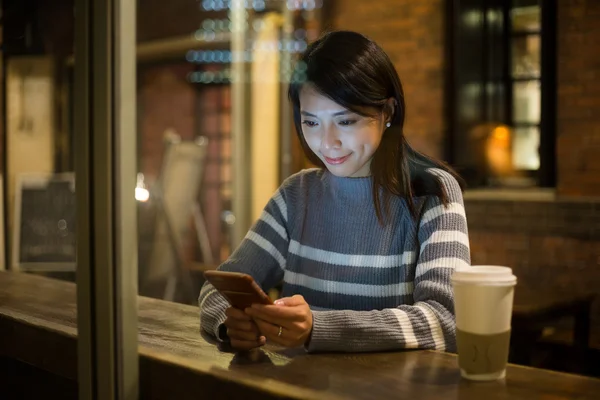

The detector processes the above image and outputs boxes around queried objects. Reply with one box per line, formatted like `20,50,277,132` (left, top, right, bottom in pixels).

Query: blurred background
0,0,598,379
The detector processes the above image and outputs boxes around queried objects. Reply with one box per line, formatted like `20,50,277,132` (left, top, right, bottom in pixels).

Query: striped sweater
199,168,471,353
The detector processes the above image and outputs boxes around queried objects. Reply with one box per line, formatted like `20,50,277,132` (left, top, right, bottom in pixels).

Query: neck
324,171,373,202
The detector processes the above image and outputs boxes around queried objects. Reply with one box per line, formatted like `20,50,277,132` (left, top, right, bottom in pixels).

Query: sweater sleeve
199,186,290,341
306,169,470,353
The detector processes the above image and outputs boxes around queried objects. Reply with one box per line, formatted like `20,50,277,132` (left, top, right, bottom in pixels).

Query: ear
383,97,396,125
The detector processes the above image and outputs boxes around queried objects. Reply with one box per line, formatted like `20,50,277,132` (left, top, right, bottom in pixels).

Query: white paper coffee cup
452,266,517,381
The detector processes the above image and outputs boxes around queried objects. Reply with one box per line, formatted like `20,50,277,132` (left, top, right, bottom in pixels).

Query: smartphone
203,270,273,309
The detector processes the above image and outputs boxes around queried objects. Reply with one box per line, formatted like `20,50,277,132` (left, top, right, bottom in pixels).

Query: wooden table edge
427,349,600,383
0,305,348,400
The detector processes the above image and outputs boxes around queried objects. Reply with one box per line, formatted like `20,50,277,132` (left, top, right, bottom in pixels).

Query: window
446,0,556,188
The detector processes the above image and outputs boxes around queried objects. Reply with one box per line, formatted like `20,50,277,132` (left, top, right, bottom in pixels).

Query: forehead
298,84,378,117
299,85,345,112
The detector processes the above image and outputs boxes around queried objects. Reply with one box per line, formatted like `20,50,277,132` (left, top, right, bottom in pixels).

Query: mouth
323,153,352,165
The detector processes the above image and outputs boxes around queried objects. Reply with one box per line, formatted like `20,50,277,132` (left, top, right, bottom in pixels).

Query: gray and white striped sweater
199,168,471,353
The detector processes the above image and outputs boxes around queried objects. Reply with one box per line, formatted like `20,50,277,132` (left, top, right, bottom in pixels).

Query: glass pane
1,0,80,397
3,2,76,280
512,35,540,78
511,3,540,32
512,126,540,170
135,1,320,304
486,81,506,122
513,80,541,123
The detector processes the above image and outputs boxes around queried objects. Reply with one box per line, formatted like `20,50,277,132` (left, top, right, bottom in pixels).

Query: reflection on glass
512,35,540,78
512,126,540,170
511,3,540,32
3,1,76,282
135,1,320,303
513,80,540,123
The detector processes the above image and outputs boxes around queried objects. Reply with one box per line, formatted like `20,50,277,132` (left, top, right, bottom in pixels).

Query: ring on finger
277,325,283,337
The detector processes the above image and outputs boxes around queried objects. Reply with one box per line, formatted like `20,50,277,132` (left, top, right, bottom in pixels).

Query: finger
253,318,280,338
230,337,266,351
225,307,252,320
224,316,260,333
247,310,292,329
246,304,303,323
253,318,293,347
273,295,306,307
227,327,263,342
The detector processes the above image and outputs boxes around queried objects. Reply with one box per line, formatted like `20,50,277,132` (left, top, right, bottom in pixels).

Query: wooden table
511,287,596,369
0,271,599,400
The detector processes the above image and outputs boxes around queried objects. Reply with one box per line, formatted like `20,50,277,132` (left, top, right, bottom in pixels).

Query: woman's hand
245,295,313,348
223,306,266,351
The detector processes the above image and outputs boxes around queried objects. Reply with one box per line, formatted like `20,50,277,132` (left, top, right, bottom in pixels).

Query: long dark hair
288,30,465,222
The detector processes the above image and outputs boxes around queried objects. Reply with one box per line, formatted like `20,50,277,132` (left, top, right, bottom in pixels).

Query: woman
199,30,470,353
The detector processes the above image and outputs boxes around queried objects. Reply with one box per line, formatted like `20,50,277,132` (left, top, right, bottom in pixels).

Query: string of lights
199,0,323,12
187,62,306,84
190,0,315,84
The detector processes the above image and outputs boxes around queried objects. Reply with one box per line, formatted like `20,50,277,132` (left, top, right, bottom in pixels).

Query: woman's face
299,85,386,178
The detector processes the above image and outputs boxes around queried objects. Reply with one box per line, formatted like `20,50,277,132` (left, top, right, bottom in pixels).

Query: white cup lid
451,265,517,285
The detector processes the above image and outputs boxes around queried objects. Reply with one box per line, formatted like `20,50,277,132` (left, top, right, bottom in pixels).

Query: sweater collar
321,170,374,202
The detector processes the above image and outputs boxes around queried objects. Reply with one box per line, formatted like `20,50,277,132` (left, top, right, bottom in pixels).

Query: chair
142,130,213,303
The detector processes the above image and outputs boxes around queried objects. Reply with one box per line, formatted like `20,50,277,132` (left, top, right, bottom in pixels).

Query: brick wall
138,63,229,264
328,0,445,159
326,0,600,193
464,0,600,332
468,0,600,325
137,63,199,270
466,198,600,326
557,0,600,197
138,63,197,183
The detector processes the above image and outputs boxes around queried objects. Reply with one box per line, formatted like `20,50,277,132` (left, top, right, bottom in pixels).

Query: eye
302,120,318,127
338,119,357,126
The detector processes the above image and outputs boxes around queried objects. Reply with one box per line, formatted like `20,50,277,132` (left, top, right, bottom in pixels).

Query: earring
386,122,391,128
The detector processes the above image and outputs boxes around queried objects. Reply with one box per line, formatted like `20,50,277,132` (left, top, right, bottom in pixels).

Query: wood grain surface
0,271,599,400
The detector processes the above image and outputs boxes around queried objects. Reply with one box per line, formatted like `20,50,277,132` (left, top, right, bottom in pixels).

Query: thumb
274,295,305,307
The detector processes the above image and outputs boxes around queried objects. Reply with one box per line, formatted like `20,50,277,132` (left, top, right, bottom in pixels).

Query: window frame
445,0,557,188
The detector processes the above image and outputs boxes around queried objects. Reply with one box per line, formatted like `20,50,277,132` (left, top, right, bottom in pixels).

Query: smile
323,154,351,165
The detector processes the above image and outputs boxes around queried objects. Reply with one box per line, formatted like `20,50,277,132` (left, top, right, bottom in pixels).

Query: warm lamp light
135,173,150,202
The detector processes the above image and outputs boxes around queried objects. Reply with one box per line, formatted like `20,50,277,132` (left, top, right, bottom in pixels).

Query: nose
321,126,341,150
